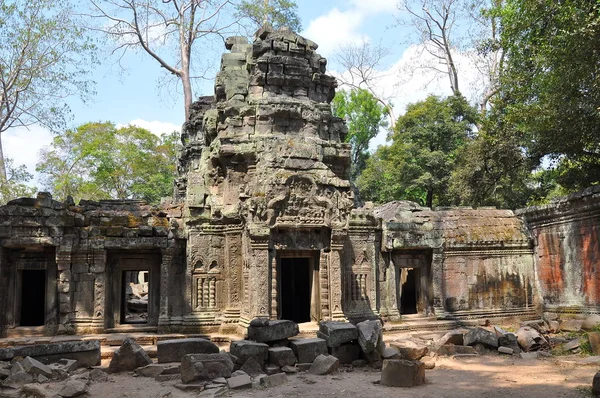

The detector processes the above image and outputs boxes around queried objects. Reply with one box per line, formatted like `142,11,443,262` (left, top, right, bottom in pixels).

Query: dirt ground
77,354,597,398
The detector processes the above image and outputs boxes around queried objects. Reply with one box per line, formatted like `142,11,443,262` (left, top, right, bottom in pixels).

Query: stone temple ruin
0,28,599,339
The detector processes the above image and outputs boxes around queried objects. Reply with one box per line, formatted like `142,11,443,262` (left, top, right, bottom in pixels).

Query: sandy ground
78,354,597,398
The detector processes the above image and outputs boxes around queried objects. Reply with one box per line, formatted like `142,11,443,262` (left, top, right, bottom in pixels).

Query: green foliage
237,0,302,32
497,0,600,192
358,94,477,207
36,122,178,204
332,88,388,182
0,158,37,204
0,0,96,181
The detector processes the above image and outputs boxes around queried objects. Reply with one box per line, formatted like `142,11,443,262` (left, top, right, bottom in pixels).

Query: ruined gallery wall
518,185,600,312
375,201,536,319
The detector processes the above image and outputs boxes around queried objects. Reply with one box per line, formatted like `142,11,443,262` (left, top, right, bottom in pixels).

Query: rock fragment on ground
180,353,233,383
381,359,425,387
59,379,88,397
107,338,152,373
260,372,288,387
308,354,339,375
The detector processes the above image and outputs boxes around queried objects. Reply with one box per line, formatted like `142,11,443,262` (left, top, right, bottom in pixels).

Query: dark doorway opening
400,268,418,314
121,270,149,324
20,270,46,326
280,258,311,323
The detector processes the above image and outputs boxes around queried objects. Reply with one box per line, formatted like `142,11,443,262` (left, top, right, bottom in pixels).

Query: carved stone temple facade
1,29,599,337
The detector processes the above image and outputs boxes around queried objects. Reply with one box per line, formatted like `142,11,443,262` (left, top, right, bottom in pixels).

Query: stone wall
518,185,600,313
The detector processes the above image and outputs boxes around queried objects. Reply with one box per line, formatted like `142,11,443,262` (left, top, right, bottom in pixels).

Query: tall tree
332,88,388,181
496,0,600,191
0,0,96,185
0,158,37,204
237,0,301,31
358,94,477,207
36,122,178,203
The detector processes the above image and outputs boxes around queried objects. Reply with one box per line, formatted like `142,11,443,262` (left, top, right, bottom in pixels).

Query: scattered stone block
53,359,78,373
356,320,383,355
281,365,298,373
436,330,465,346
516,326,548,352
289,338,327,364
180,353,234,383
230,340,269,366
390,339,429,360
59,379,88,397
463,328,498,348
0,368,9,380
261,372,288,387
21,356,53,378
268,346,296,367
308,354,339,375
240,357,263,377
2,371,34,389
381,359,425,387
247,320,299,343
583,315,600,331
498,333,521,354
317,322,358,347
20,383,49,397
175,383,205,391
265,364,280,375
0,341,101,368
520,352,539,359
89,368,108,383
498,346,514,355
548,320,560,333
136,363,180,378
422,357,436,369
227,374,252,390
107,338,152,373
563,339,581,351
157,338,219,363
199,386,228,397
231,370,248,377
297,363,312,372
560,319,584,332
437,345,477,356
382,347,400,360
329,343,360,364
589,332,600,355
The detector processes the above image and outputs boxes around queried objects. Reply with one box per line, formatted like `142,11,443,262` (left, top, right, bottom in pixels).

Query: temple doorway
392,250,432,316
277,251,320,323
400,268,418,314
20,270,46,326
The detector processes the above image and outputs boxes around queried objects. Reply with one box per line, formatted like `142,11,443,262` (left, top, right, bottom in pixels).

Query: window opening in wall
20,270,46,326
122,270,149,324
400,268,418,314
280,257,311,323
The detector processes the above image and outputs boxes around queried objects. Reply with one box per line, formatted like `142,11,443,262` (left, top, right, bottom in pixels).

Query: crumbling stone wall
518,185,600,312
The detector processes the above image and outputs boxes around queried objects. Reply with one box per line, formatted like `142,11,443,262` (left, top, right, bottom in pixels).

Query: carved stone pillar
431,249,444,316
91,248,106,331
380,252,401,321
329,230,346,321
319,250,330,319
249,229,271,318
159,246,173,328
55,246,73,331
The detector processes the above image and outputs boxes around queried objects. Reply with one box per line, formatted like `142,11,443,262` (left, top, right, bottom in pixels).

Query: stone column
329,230,346,321
249,228,271,319
431,250,444,316
91,248,107,332
159,245,173,329
0,246,5,337
380,252,401,321
270,249,278,320
319,250,330,319
55,246,73,333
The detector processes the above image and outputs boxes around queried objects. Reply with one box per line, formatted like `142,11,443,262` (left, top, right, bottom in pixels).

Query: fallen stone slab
227,374,252,390
381,359,425,387
309,354,339,375
260,372,288,387
265,364,280,375
247,320,299,343
21,356,53,378
329,342,360,364
136,363,180,378
498,346,514,355
516,326,548,352
560,319,584,332
51,359,78,373
357,320,383,355
281,365,298,373
268,347,296,367
498,333,521,354
463,328,498,348
230,340,269,366
563,339,581,351
2,371,34,389
157,338,219,363
0,341,101,368
199,385,228,397
435,330,465,347
0,368,9,380
289,338,327,364
390,339,429,360
175,383,205,391
59,379,88,397
317,322,358,347
180,353,234,383
108,338,152,373
20,383,49,398
582,314,600,331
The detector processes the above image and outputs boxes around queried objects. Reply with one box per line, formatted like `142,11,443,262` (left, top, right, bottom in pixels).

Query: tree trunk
426,189,433,208
0,136,6,186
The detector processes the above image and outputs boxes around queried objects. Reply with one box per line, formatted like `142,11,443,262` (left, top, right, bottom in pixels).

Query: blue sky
5,0,481,188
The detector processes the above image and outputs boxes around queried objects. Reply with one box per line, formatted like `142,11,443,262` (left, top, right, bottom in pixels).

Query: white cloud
116,119,181,137
349,0,398,13
302,8,365,57
3,125,54,183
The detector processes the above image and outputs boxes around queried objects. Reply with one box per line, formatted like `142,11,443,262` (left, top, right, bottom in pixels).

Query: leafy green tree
0,158,37,204
358,94,477,207
36,122,178,204
332,89,388,181
0,0,95,185
237,0,301,31
496,0,600,192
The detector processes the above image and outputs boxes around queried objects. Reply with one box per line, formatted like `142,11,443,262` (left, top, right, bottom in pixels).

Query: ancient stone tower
176,27,355,330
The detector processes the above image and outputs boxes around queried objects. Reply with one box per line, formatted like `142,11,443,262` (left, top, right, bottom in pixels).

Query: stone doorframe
391,250,433,316
273,250,321,322
105,250,161,329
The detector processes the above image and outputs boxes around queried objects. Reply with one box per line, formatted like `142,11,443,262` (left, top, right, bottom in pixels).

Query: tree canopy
36,122,178,204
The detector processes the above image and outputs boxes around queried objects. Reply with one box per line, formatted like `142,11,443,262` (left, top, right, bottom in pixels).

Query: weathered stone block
227,374,252,390
317,322,358,347
0,341,100,368
157,338,219,363
107,338,152,373
21,356,53,378
268,347,296,367
381,359,425,387
308,354,339,375
463,328,498,348
247,319,299,343
180,353,234,383
289,338,327,364
582,315,600,331
390,339,429,360
260,372,288,388
230,340,269,366
357,320,383,355
436,345,477,356
136,363,180,378
240,357,262,377
328,343,360,364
